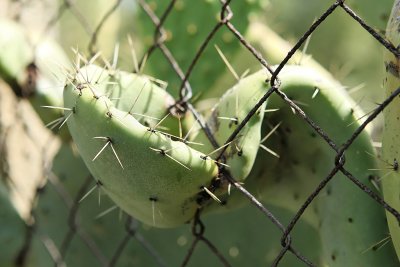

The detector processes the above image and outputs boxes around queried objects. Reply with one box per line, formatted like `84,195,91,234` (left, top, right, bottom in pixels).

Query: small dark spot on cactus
106,111,113,118
221,200,227,206
237,149,243,156
210,110,220,132
149,196,158,202
326,186,332,196
385,61,400,77
371,244,379,251
200,155,208,161
265,78,270,83
394,158,399,171
59,174,67,182
311,167,316,174
293,193,300,200
143,120,150,127
76,83,86,91
147,127,157,134
228,117,239,128
310,132,317,138
348,217,353,223
331,253,336,261
280,137,287,146
313,205,319,215
72,107,76,114
285,127,292,134
349,108,354,115
41,206,51,216
97,180,103,186
256,168,264,178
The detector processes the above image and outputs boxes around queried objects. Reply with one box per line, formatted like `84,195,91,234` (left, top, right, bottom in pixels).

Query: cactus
192,69,270,184
382,0,400,261
64,64,221,227
230,65,397,266
2,1,400,265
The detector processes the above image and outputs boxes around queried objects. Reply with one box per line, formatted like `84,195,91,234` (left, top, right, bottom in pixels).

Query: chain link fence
1,0,400,266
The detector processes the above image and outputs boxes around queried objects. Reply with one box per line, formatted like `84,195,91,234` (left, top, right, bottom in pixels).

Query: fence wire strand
2,0,400,266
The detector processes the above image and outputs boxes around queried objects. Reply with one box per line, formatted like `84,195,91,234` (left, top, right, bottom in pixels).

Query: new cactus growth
383,0,400,261
64,64,219,227
192,69,270,183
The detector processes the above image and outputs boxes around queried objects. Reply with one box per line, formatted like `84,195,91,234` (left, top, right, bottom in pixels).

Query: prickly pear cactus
215,65,398,266
64,64,220,227
383,0,400,261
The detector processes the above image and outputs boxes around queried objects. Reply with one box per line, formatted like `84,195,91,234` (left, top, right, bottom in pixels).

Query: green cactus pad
192,69,270,183
64,67,219,227
383,0,400,261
